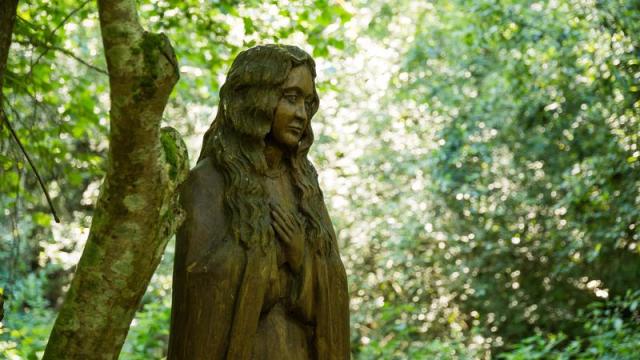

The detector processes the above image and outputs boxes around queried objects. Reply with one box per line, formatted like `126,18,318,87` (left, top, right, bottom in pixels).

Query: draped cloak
167,158,350,359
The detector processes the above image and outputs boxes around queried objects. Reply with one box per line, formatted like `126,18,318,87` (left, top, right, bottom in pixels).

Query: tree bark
0,1,20,322
43,0,188,358
0,0,19,95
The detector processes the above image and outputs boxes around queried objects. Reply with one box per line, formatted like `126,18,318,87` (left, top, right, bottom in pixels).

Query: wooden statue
168,45,350,359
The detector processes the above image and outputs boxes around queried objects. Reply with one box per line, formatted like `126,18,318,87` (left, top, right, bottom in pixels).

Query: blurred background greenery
1,0,639,358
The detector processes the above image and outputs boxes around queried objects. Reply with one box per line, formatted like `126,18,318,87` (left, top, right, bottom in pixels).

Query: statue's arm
178,158,228,268
169,158,246,359
290,198,344,324
289,243,315,321
317,196,351,357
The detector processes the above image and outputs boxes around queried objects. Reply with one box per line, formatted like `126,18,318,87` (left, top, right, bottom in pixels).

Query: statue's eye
285,94,297,103
305,99,314,109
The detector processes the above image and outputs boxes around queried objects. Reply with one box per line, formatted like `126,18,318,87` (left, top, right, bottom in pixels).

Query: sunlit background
1,0,639,358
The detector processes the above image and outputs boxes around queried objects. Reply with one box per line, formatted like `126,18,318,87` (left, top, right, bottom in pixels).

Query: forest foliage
1,0,639,359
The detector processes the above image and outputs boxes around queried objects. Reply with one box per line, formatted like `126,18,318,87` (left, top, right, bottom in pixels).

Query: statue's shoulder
178,158,228,262
182,157,224,197
176,159,228,272
180,157,226,218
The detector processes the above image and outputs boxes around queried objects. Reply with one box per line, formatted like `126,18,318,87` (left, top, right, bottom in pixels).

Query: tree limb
43,0,187,358
0,0,19,94
0,0,20,327
16,39,107,75
0,108,60,222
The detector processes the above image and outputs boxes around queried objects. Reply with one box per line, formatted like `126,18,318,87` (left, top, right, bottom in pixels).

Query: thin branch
49,45,108,75
5,79,68,162
16,39,106,75
28,0,92,76
5,71,47,109
16,15,37,29
0,107,60,223
8,152,23,289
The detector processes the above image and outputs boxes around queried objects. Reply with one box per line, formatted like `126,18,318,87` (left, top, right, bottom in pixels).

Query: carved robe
167,158,350,359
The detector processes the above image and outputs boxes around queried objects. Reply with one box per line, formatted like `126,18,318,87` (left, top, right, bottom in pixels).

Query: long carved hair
198,45,334,255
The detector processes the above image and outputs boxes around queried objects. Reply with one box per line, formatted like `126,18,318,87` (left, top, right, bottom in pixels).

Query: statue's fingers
270,206,282,219
276,205,298,224
270,204,286,221
270,206,284,221
273,208,298,233
271,208,288,228
272,221,291,244
272,212,295,239
270,202,284,213
293,215,305,231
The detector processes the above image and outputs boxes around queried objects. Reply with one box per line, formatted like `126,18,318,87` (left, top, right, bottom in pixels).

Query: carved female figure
168,45,350,359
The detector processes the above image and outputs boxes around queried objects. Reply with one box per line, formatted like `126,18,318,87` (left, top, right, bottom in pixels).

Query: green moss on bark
133,32,166,101
43,2,184,356
160,126,188,183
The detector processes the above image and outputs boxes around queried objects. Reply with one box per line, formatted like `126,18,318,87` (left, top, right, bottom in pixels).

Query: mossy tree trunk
0,0,20,135
0,1,20,323
0,0,19,97
43,0,188,359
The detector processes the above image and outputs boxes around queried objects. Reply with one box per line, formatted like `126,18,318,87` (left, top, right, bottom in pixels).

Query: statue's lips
288,125,303,133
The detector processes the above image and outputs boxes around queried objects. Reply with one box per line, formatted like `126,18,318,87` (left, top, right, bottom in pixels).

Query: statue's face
271,65,315,149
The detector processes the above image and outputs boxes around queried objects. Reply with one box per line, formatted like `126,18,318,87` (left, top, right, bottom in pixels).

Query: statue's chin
265,132,300,154
277,137,301,151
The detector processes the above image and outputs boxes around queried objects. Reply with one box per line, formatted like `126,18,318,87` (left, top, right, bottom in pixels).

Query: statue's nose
295,102,307,121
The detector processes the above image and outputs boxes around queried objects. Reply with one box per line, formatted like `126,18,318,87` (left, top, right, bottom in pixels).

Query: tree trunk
0,0,18,323
0,0,19,97
43,0,188,358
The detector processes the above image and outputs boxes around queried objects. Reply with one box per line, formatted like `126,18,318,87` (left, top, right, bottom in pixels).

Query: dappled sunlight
1,0,639,358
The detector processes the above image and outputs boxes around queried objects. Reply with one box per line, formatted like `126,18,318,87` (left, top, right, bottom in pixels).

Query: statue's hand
270,204,305,272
